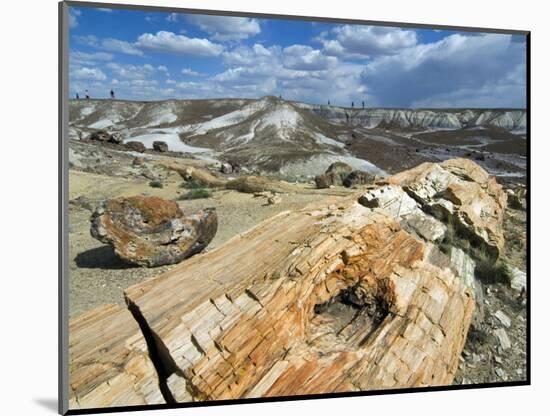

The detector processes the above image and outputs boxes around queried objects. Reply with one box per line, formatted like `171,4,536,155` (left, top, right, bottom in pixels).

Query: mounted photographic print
59,1,529,414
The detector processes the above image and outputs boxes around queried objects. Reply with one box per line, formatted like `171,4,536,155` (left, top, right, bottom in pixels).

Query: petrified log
90,196,217,267
123,195,475,402
68,304,165,409
384,158,507,259
157,160,227,188
226,176,299,194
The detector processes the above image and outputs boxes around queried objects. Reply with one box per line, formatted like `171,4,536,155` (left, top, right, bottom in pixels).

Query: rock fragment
125,141,147,153
343,170,374,187
220,162,233,174
494,328,512,350
88,130,123,144
510,267,527,292
314,162,353,188
152,140,169,152
495,310,511,328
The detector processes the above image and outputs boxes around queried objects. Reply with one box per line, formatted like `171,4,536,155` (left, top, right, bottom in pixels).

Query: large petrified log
68,304,165,408
90,196,217,267
68,158,506,408
123,204,475,401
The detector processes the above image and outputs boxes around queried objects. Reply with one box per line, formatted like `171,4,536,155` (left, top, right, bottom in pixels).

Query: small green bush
180,178,206,189
178,188,211,200
475,255,511,285
149,180,163,188
440,221,511,284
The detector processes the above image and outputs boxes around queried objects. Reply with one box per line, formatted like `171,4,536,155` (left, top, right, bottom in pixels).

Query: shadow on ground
75,245,137,270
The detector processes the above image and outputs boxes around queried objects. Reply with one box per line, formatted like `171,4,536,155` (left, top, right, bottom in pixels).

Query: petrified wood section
90,196,217,267
156,160,227,188
124,196,474,402
68,304,165,409
384,158,507,259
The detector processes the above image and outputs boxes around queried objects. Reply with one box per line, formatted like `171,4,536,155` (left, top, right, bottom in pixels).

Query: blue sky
68,6,527,108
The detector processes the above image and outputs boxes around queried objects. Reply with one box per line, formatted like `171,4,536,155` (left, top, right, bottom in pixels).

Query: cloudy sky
68,6,527,108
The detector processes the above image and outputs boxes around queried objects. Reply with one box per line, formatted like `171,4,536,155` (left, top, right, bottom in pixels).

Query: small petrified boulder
314,162,353,189
153,141,169,152
228,161,241,173
220,162,233,174
314,172,339,189
327,161,353,177
88,130,122,144
90,196,217,267
343,170,373,187
266,195,282,205
507,186,526,210
125,141,146,153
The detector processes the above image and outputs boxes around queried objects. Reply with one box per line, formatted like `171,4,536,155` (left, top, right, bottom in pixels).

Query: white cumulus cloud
71,66,106,81
318,25,418,58
181,68,207,76
106,63,156,79
136,31,224,56
283,45,338,70
187,15,260,41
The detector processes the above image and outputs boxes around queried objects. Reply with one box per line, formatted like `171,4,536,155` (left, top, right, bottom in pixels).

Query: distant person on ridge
110,89,115,99
85,90,90,99
76,93,79,99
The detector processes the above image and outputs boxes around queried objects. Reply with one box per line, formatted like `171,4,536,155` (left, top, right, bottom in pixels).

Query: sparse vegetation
439,222,472,255
149,180,163,188
440,222,511,285
180,178,206,189
475,256,512,285
178,188,212,200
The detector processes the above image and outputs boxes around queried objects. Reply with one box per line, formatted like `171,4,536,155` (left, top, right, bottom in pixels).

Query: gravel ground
454,204,528,384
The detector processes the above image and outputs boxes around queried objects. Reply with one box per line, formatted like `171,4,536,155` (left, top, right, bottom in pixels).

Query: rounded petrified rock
327,161,353,177
343,170,374,188
90,196,217,267
125,141,146,153
88,130,123,144
153,141,169,152
314,162,353,189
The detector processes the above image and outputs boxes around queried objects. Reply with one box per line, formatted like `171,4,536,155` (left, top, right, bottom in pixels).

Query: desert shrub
440,221,510,284
149,180,163,188
180,178,207,189
475,254,512,285
178,188,211,200
440,222,470,255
